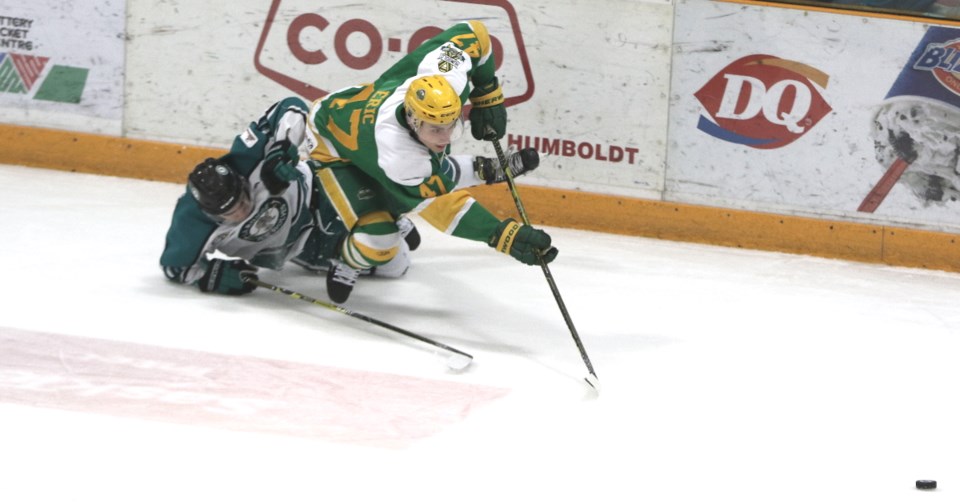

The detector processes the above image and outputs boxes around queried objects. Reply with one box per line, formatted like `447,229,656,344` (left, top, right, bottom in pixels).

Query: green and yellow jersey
306,21,503,243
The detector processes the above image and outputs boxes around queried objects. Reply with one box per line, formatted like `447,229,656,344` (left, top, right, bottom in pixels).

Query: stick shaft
490,140,598,381
245,276,473,360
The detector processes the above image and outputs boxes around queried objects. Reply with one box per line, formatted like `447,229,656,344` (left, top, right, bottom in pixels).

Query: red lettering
288,14,328,65
595,143,608,161
507,134,524,152
408,26,503,71
540,138,560,157
409,26,443,52
285,19,507,76
490,36,504,71
577,142,593,160
505,134,637,164
335,19,381,70
609,145,624,162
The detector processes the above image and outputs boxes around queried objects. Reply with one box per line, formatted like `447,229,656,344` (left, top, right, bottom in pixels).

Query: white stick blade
445,353,473,371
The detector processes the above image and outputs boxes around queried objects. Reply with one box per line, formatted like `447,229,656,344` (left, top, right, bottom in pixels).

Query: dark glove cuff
488,218,521,252
198,259,226,293
470,76,499,96
469,77,503,107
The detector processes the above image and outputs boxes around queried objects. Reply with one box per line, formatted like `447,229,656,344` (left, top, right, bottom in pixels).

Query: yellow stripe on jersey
348,236,399,265
308,133,345,164
467,20,491,59
317,168,358,228
342,214,401,268
356,210,394,227
419,190,473,233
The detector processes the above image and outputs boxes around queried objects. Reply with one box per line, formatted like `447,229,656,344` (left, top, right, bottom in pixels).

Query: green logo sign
0,52,89,103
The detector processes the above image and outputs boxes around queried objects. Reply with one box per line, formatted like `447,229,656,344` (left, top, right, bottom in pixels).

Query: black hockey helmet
188,158,246,215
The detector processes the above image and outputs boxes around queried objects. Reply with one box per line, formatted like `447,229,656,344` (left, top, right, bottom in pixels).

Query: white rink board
6,0,960,236
669,0,960,232
0,1,125,134
123,0,672,199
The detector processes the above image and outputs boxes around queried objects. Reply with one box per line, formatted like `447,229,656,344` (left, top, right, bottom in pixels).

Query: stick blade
585,373,601,394
445,352,473,371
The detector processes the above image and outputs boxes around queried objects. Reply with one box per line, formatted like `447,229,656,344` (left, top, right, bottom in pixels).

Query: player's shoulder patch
240,127,258,148
437,43,467,73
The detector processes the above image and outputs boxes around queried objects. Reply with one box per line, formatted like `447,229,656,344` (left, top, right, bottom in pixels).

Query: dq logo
913,37,960,96
694,54,832,149
253,0,534,107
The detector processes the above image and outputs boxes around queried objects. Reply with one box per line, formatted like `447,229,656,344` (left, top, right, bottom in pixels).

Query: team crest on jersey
437,44,466,73
239,197,288,242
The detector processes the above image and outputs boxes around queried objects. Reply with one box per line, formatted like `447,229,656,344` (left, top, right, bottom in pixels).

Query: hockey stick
241,273,473,371
490,136,600,392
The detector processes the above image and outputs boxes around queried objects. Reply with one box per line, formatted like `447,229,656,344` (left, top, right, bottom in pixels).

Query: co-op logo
913,37,960,96
694,55,832,149
253,0,534,106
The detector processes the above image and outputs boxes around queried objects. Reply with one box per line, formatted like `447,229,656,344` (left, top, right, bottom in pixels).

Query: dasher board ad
123,0,672,199
669,0,960,232
252,0,671,198
0,1,125,134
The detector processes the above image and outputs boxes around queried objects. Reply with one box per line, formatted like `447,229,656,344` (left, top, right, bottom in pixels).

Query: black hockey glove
469,77,507,141
198,259,258,295
488,218,558,265
474,148,539,184
261,139,302,195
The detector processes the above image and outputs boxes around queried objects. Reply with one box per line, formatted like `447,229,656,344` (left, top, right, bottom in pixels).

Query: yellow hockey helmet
404,75,462,127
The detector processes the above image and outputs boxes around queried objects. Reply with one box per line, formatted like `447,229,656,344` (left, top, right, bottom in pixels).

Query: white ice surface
1,163,958,503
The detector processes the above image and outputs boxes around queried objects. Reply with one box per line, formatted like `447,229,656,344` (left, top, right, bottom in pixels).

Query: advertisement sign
0,2,125,133
249,0,667,197
669,0,960,232
694,54,833,149
121,0,673,198
859,26,960,213
253,0,534,108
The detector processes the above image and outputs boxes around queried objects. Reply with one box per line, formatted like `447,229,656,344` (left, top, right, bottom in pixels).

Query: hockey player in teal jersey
159,96,412,296
296,20,557,303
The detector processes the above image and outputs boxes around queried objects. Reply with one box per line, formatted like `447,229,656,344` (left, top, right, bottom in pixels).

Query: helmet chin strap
405,108,423,134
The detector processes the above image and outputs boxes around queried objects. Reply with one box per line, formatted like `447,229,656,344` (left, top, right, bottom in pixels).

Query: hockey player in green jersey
296,20,557,303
